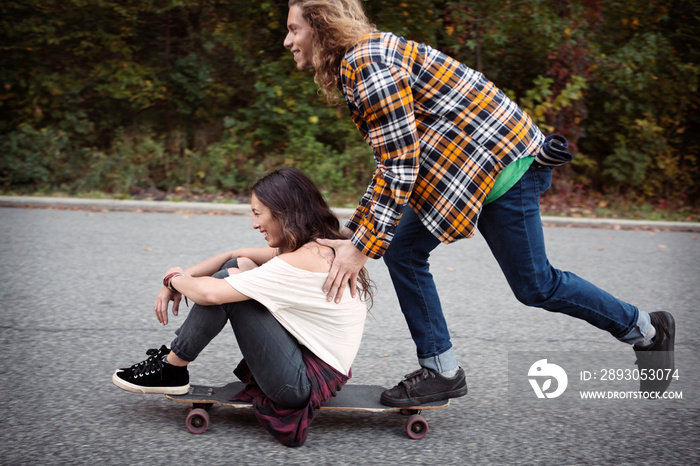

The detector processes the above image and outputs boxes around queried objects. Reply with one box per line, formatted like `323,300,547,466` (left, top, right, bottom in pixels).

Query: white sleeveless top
224,257,367,375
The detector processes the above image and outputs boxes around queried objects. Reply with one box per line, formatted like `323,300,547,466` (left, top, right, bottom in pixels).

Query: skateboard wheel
405,414,429,440
186,408,210,434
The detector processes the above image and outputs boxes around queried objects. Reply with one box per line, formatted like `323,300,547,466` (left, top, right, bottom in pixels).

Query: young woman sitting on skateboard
113,167,373,447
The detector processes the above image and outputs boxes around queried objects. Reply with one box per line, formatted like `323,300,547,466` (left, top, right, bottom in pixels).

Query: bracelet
163,272,184,292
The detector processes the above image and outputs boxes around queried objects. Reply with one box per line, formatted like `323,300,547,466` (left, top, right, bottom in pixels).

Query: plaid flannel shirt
339,31,545,259
232,349,348,447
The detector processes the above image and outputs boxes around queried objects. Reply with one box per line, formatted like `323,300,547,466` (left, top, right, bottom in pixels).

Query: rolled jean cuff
419,347,458,373
618,310,652,345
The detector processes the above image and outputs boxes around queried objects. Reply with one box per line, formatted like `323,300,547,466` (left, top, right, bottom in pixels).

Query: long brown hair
288,0,374,104
251,167,374,303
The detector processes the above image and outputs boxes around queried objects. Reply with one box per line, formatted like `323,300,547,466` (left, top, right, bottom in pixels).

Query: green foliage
201,56,374,198
584,24,699,196
77,128,169,194
1,0,698,209
0,125,69,191
519,75,588,134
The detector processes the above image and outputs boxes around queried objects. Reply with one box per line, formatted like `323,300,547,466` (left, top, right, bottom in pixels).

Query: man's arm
341,61,420,259
323,60,420,302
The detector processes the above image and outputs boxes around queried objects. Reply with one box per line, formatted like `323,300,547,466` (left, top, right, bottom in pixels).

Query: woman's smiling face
251,193,283,249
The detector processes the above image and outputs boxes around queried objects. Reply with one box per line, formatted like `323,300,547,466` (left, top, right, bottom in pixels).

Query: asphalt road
1,205,698,465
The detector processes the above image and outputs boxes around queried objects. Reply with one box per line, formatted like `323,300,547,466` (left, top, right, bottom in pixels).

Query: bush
0,125,71,192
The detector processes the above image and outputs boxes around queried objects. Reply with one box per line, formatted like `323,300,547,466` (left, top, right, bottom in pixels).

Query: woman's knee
235,256,258,271
211,269,229,279
211,257,241,279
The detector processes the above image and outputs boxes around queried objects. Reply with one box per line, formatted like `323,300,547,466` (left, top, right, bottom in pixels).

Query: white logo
528,359,568,399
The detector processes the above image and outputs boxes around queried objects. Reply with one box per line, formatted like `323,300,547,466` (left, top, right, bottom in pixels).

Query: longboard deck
166,382,449,412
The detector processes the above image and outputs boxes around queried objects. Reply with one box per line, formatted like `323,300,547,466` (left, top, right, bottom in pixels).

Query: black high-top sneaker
118,345,171,372
112,354,189,395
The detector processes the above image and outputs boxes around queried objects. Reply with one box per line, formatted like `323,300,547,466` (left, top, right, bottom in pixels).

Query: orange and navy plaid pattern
339,32,545,259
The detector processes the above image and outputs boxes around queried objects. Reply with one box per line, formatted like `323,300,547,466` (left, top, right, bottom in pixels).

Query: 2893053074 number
599,368,679,381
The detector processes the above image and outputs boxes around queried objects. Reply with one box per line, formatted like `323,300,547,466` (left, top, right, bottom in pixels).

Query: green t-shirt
483,156,535,205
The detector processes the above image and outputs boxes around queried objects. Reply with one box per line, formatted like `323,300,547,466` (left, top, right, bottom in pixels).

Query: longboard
166,381,449,439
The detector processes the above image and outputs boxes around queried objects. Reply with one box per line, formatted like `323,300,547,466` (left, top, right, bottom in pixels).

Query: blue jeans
170,259,311,408
383,163,650,373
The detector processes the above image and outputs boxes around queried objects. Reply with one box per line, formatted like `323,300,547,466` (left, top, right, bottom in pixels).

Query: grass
539,193,700,223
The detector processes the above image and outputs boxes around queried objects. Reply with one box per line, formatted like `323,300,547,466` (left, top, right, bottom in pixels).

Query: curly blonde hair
288,0,374,104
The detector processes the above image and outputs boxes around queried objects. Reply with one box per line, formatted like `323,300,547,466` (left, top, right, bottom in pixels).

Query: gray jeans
170,259,311,408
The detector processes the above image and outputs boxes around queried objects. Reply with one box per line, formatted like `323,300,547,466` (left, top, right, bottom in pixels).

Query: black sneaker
380,367,468,407
112,355,189,395
634,311,675,394
118,345,171,372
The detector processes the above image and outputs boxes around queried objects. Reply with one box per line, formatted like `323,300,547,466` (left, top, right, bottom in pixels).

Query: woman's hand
154,286,182,325
163,266,185,281
154,267,188,325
